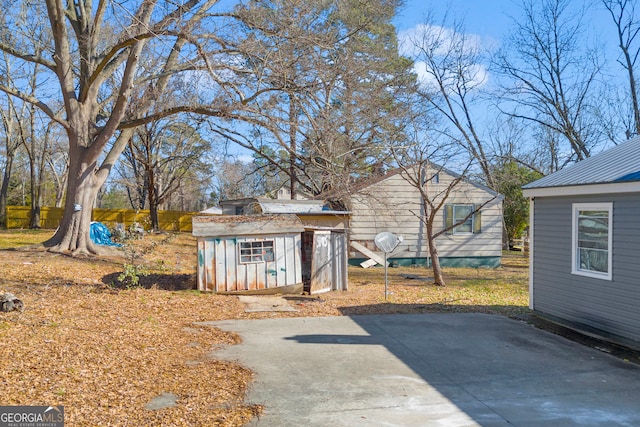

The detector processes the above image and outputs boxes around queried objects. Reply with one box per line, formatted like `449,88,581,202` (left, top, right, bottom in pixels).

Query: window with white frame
444,204,482,235
572,203,612,280
239,240,274,263
452,204,474,234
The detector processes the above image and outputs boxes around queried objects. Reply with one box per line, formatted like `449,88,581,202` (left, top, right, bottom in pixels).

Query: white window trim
452,204,474,235
571,202,613,281
239,240,275,264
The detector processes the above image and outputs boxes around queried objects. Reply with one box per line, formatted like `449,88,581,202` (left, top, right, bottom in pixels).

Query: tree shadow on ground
278,311,640,426
336,303,640,365
101,272,196,291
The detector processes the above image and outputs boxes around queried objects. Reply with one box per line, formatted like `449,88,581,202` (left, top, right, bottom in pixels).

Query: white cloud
237,154,254,164
398,24,491,91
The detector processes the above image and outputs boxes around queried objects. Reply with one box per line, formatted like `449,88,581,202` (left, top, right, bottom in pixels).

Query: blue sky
393,0,516,37
393,0,619,63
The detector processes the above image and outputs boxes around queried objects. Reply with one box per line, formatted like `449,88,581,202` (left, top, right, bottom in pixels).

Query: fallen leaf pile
0,232,260,426
0,230,529,426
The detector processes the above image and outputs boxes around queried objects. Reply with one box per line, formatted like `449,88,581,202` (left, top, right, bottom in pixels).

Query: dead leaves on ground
0,284,261,426
0,232,260,426
0,231,529,426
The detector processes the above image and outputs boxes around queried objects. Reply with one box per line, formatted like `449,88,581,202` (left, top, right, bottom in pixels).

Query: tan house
348,165,503,268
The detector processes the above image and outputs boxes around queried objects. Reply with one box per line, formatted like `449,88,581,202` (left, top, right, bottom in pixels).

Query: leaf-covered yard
0,230,529,426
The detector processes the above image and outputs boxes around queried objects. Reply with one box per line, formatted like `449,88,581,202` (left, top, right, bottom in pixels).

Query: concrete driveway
202,314,640,426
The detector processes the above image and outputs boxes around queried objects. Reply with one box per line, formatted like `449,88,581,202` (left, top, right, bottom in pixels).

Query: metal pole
384,252,388,300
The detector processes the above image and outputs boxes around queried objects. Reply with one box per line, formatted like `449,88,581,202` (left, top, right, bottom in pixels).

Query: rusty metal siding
222,238,238,291
227,239,240,291
244,259,257,290
309,231,332,294
280,234,302,288
197,239,208,291
331,232,348,291
293,235,302,285
274,237,288,287
198,234,302,292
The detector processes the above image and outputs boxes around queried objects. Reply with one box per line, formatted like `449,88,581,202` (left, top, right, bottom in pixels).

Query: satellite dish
374,232,403,301
374,232,402,253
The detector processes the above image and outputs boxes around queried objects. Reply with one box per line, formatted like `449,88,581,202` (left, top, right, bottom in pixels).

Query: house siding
532,194,640,346
349,167,502,265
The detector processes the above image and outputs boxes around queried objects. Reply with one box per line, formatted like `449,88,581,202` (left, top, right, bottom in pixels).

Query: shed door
331,231,348,291
309,231,332,294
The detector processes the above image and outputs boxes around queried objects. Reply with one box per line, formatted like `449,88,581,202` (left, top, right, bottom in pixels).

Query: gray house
523,136,640,349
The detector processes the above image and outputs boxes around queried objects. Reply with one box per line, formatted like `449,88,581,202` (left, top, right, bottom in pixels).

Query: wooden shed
193,214,347,294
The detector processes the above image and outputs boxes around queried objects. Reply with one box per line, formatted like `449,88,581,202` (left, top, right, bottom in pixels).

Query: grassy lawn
0,230,529,426
0,229,55,249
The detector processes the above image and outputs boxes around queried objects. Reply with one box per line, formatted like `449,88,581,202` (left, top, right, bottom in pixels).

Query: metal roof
199,206,222,214
523,136,640,190
256,200,327,214
249,199,349,215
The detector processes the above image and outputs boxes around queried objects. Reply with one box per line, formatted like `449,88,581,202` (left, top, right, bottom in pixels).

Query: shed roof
254,199,348,215
199,206,222,214
222,198,350,215
192,214,305,237
523,136,640,190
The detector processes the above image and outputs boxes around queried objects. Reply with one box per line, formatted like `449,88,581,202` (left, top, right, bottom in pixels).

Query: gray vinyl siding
532,194,640,345
350,168,502,260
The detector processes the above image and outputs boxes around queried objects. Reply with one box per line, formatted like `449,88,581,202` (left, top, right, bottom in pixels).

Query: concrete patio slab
200,314,640,426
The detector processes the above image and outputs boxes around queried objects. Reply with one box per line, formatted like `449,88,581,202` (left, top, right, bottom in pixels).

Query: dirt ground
0,230,529,426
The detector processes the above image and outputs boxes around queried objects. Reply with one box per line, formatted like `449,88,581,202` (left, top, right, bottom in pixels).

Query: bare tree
393,158,498,287
495,0,605,163
117,118,211,231
603,0,640,138
389,111,499,286
45,126,69,208
0,0,280,255
402,15,496,188
0,76,52,229
211,158,267,202
0,95,22,228
0,38,33,228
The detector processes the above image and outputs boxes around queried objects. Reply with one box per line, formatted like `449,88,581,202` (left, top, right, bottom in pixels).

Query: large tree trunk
44,144,112,256
29,207,41,229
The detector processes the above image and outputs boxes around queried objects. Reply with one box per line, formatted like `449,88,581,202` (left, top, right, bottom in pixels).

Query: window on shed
572,203,612,280
239,240,274,263
445,204,482,235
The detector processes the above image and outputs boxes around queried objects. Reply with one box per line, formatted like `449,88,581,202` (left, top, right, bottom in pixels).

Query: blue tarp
90,222,122,246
